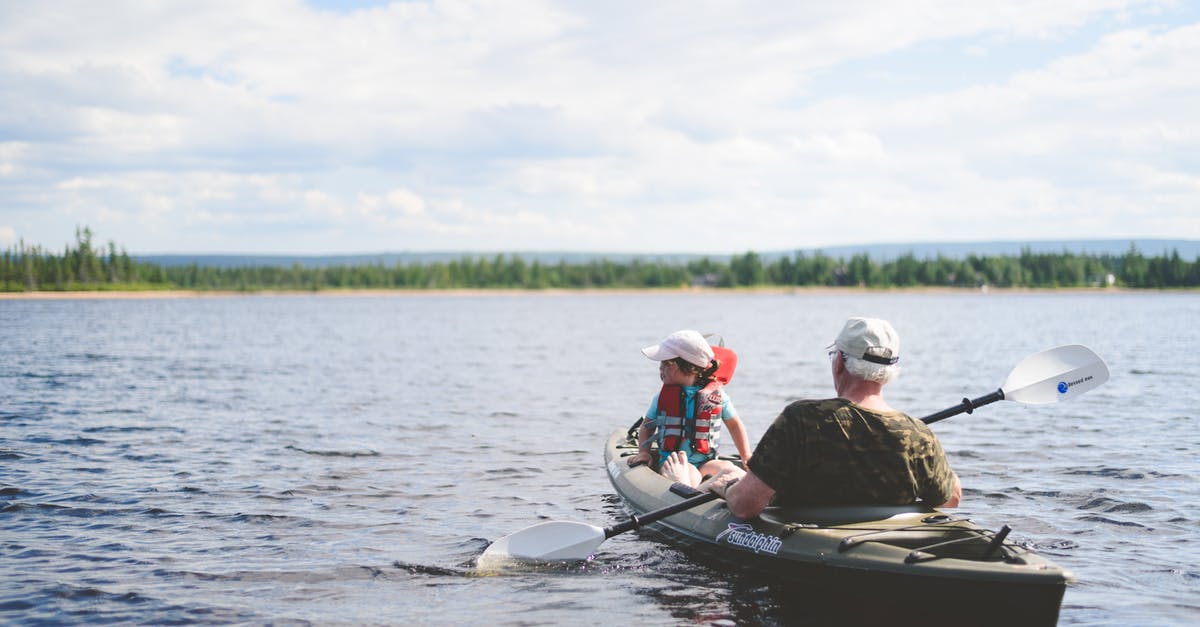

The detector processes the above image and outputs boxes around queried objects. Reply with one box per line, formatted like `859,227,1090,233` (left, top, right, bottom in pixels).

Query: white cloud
357,189,428,225
0,142,35,181
0,0,1194,253
789,131,889,164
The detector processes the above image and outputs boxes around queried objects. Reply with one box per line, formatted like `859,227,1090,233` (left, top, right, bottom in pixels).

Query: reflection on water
1,292,1198,624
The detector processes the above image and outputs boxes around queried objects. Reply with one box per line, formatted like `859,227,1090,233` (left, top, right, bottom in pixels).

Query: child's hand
627,450,651,467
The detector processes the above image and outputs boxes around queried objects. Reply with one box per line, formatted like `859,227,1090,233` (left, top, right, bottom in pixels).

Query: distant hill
136,239,1199,268
789,239,1200,262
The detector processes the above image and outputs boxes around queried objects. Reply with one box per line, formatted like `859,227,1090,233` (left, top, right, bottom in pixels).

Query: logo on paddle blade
1058,374,1093,394
715,523,782,555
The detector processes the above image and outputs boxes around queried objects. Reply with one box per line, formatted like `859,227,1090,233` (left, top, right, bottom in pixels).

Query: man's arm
936,472,962,508
700,467,776,519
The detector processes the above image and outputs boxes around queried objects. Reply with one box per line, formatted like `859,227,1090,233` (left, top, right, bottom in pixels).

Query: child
628,329,751,487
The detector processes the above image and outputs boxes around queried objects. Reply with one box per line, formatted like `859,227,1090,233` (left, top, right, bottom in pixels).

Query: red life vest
656,380,724,455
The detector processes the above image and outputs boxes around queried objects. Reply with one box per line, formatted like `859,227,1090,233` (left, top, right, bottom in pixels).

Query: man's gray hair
843,354,900,385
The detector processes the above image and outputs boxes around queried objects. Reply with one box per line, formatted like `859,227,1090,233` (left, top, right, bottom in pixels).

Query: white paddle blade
1001,345,1109,405
478,521,606,565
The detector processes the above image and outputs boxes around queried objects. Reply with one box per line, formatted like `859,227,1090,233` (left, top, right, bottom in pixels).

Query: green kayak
604,428,1073,626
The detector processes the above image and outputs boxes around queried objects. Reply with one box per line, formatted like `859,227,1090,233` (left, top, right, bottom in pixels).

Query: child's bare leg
660,451,702,487
698,459,738,479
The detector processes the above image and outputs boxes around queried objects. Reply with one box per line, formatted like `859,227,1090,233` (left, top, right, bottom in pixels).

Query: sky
1,0,1197,254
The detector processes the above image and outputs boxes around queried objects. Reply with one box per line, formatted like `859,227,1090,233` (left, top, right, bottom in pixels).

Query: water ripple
1075,514,1154,530
1078,497,1154,514
284,444,380,457
1,292,1197,626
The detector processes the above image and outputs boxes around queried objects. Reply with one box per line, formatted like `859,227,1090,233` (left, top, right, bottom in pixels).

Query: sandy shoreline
0,286,1155,300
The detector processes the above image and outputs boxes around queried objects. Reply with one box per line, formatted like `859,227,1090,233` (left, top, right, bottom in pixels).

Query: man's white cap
828,317,900,365
642,330,715,368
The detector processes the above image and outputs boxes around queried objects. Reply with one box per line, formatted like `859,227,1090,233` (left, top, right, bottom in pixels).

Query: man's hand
702,468,776,519
699,465,746,498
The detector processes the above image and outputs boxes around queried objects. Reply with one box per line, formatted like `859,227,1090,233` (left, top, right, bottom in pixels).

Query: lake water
1,291,1197,625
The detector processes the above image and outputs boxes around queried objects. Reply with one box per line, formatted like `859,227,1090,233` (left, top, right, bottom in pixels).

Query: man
663,316,961,519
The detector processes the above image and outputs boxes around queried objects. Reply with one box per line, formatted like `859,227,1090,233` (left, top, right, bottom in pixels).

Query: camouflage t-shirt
746,398,957,506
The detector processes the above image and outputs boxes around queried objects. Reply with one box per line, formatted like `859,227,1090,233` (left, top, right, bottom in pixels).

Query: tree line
1,227,165,292
3,228,1199,292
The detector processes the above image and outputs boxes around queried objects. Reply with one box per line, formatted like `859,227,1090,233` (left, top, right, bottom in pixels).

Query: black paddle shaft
921,389,1005,425
604,489,721,538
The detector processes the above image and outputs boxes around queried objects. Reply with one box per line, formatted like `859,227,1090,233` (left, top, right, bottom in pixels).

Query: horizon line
128,237,1199,258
